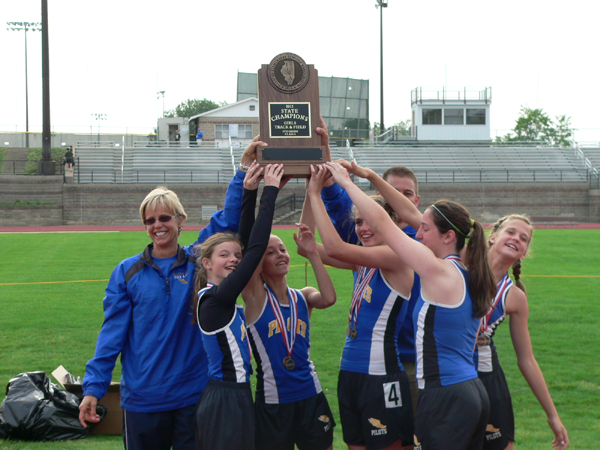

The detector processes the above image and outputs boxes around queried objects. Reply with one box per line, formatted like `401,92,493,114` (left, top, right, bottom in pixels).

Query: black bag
0,372,106,441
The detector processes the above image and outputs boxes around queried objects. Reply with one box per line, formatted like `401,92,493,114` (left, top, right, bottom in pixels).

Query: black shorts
414,378,490,450
195,379,254,450
338,370,414,449
402,361,419,417
255,391,335,450
479,367,515,450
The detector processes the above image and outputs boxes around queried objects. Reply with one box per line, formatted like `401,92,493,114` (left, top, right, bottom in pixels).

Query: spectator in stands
316,118,421,416
476,214,569,450
64,146,74,171
175,128,181,142
196,128,204,146
78,137,266,450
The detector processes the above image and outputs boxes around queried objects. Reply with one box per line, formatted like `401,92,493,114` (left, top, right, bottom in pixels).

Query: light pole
157,91,165,117
6,21,42,148
91,113,107,143
375,0,387,133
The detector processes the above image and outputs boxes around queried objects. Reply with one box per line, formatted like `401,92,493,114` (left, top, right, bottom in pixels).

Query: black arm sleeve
238,188,258,251
198,186,279,332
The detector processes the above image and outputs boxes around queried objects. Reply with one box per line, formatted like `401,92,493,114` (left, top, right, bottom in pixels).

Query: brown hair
351,195,398,227
382,166,419,196
191,232,241,323
489,214,533,293
429,200,495,318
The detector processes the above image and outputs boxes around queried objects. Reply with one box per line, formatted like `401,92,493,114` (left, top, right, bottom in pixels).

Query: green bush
24,147,66,175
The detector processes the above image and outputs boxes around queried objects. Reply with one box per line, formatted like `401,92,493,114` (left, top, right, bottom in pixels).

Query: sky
1,0,599,143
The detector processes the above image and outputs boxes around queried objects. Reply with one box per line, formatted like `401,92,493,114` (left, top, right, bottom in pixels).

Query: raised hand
324,161,353,189
293,222,317,255
307,164,331,197
339,159,370,179
240,135,267,170
243,162,263,190
263,164,285,188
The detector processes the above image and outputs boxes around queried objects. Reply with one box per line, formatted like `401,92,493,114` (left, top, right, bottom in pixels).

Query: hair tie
471,219,475,227
430,204,469,238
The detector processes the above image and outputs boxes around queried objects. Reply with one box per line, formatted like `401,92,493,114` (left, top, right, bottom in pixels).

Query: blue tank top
474,273,512,373
199,287,252,383
248,286,322,404
340,267,409,375
413,256,480,389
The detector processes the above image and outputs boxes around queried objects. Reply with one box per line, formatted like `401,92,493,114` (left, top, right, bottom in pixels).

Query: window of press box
466,109,486,125
422,109,442,125
444,108,464,125
215,124,254,139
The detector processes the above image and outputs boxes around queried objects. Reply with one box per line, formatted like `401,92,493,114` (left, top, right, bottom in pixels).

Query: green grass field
0,229,598,449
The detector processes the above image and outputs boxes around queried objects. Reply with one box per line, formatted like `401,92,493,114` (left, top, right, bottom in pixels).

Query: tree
496,106,574,147
393,119,412,137
164,98,227,119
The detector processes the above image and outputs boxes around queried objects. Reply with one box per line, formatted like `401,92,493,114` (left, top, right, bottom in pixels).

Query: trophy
257,53,330,177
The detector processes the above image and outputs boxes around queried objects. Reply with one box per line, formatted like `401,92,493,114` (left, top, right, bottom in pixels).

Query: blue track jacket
82,169,245,412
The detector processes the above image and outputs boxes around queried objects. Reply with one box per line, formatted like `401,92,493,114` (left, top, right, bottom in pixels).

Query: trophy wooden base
257,146,330,177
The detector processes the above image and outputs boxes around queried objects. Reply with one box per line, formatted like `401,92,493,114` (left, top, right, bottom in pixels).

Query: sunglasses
143,214,177,226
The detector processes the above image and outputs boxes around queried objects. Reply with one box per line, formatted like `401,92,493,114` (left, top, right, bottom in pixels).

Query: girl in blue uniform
193,163,284,450
476,214,569,450
305,167,415,450
324,161,496,450
241,224,337,450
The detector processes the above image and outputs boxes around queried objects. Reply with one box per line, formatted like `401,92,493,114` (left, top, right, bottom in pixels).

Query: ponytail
430,200,495,318
464,220,496,318
511,259,527,293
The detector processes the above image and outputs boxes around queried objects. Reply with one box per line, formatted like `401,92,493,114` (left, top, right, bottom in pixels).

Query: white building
411,87,492,142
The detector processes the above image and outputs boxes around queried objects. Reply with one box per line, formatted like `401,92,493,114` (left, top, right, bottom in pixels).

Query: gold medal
283,356,296,370
351,328,357,339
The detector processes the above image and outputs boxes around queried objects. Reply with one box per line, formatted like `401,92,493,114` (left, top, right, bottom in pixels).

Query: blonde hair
489,214,534,293
139,186,187,224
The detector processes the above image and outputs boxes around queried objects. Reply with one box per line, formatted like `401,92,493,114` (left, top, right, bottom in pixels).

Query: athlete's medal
347,267,376,341
282,356,296,370
265,284,299,370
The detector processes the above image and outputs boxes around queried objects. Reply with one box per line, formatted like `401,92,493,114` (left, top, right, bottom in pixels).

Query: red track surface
1,224,599,233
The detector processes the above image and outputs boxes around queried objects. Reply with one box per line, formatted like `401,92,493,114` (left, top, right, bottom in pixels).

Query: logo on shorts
318,415,331,432
368,418,388,436
413,434,422,450
485,424,502,441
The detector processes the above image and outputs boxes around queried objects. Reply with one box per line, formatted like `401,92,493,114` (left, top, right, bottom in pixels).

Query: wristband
239,163,251,171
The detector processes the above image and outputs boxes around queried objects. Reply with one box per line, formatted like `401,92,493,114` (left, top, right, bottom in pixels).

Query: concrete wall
1,176,599,226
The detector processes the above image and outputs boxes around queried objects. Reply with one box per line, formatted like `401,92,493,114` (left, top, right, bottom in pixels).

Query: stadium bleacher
72,144,595,185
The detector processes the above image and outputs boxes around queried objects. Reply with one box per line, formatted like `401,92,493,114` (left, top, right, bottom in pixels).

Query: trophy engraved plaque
258,53,330,177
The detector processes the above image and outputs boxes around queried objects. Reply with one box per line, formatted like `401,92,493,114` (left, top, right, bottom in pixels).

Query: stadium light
6,21,42,148
375,1,388,133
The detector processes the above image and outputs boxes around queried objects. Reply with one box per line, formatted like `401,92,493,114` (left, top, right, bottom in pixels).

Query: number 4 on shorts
383,381,402,408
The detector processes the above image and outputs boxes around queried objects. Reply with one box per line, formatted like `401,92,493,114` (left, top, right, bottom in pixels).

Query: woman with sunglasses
78,138,265,450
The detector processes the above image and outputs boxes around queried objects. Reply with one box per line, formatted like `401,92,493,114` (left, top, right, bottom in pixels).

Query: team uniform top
340,267,410,376
321,182,419,364
196,186,279,384
414,255,480,389
474,273,513,373
199,293,253,383
248,287,322,404
82,170,246,413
